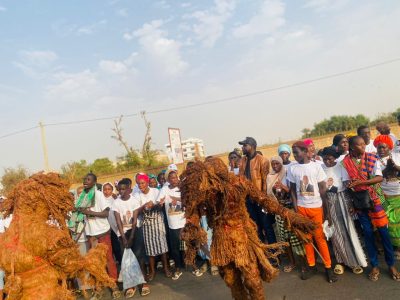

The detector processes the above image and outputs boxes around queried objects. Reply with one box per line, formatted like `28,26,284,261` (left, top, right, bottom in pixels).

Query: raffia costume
180,158,315,300
0,173,114,300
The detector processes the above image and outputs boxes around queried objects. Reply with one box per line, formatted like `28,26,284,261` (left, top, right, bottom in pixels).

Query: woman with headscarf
278,144,296,171
321,147,367,275
342,136,400,281
374,135,400,259
303,138,323,163
133,174,171,281
267,156,305,272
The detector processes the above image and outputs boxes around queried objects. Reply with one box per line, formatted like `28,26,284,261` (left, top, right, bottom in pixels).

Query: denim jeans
358,210,394,267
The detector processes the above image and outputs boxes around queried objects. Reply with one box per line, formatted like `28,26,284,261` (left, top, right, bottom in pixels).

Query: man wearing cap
239,137,275,244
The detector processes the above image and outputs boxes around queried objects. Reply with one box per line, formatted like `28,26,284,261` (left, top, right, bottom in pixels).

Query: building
165,138,205,162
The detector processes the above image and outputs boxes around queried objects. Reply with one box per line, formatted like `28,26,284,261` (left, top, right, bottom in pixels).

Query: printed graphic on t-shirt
300,175,314,196
122,210,133,228
326,177,338,193
168,197,184,215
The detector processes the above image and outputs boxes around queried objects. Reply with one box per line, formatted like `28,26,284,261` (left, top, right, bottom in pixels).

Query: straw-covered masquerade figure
0,173,114,300
180,158,315,300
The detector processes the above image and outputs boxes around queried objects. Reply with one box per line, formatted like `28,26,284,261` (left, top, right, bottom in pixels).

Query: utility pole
39,122,50,172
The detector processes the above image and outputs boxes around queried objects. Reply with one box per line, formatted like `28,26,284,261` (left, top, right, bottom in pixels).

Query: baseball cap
238,137,257,147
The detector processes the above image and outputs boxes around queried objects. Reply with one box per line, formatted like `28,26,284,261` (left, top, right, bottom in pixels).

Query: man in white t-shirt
288,141,337,283
357,125,377,153
80,173,120,297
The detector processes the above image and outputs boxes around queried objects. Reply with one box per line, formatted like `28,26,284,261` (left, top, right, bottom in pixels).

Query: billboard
168,128,184,164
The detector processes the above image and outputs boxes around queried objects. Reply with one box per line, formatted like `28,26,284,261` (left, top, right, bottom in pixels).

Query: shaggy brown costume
180,158,315,300
0,173,115,300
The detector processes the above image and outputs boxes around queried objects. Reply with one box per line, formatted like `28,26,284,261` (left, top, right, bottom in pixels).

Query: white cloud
46,70,99,104
181,3,191,8
185,0,236,48
98,52,138,74
14,50,59,78
0,6,6,11
77,20,107,36
130,20,188,76
233,0,285,38
304,0,349,12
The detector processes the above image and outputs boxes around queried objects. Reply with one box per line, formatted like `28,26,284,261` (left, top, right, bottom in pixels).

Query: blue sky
1,0,400,173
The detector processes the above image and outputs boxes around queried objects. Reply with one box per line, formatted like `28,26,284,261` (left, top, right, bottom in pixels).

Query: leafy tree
90,158,115,175
61,160,90,183
1,166,29,195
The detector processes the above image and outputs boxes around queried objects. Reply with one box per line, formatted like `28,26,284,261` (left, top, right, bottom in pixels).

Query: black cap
238,137,257,147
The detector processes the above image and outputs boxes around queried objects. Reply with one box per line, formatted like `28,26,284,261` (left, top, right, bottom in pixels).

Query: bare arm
290,182,298,212
114,211,128,247
348,175,383,188
318,181,331,224
82,207,109,218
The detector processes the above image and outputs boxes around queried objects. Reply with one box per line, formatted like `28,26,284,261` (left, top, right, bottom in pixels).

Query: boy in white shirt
288,141,337,283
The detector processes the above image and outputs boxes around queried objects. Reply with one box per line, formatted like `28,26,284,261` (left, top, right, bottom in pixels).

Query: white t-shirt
104,195,119,235
85,190,111,236
157,185,186,229
111,195,139,236
366,140,377,153
283,161,297,173
376,154,400,196
390,133,400,154
287,161,327,208
0,213,12,233
322,163,350,193
132,187,160,227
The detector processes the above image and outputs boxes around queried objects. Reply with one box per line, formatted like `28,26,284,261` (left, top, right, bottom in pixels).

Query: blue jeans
246,199,277,244
358,210,394,267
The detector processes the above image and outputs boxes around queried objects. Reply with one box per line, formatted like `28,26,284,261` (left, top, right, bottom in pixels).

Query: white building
165,138,205,161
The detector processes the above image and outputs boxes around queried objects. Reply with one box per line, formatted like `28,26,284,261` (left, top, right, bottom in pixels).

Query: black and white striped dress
139,188,169,256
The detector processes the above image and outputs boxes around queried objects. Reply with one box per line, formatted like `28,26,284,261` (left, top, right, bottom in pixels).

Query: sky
0,0,399,173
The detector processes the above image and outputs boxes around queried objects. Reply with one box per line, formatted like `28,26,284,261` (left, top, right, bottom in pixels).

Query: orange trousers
297,206,332,268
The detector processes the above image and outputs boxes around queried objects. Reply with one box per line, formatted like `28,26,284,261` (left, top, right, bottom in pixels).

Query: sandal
172,271,183,280
112,289,122,299
283,264,295,273
389,269,400,282
394,251,400,261
141,284,151,296
125,288,136,299
368,269,380,282
192,269,204,277
146,272,155,282
352,266,363,275
334,264,344,275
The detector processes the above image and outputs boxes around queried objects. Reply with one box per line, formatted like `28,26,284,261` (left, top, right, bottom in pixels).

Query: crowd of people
1,119,400,299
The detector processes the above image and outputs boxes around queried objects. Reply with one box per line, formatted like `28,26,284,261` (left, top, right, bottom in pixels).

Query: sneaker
172,271,183,280
199,262,208,273
301,265,317,280
325,267,338,283
192,269,204,277
156,261,163,270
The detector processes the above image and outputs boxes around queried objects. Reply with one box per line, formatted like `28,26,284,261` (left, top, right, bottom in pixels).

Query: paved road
82,259,400,300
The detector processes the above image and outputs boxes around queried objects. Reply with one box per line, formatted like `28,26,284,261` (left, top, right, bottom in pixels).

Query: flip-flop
141,284,151,296
390,270,400,282
125,288,136,299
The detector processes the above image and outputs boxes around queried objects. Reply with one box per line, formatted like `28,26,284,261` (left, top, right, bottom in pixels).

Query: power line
1,57,399,140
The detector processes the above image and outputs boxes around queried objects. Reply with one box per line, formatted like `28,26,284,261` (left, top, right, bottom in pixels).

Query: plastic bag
322,220,335,241
121,249,146,290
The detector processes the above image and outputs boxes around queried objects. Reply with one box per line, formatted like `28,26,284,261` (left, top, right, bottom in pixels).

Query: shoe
156,261,163,270
301,265,317,280
210,266,219,276
172,271,183,280
325,267,338,283
192,269,204,277
169,259,175,267
200,262,208,273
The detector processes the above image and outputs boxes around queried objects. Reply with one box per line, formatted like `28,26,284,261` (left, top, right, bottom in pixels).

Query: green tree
1,166,29,195
306,114,370,137
61,160,90,183
90,158,115,175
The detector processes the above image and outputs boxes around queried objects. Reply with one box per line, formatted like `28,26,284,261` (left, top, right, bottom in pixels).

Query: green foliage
60,160,90,183
90,158,115,175
1,166,29,195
